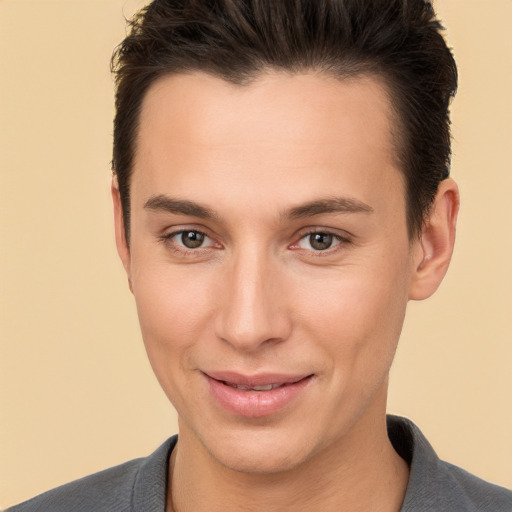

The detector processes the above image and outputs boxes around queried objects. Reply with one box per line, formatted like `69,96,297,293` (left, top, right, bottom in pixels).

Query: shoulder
6,436,177,512
387,415,512,512
438,460,512,511
6,459,141,512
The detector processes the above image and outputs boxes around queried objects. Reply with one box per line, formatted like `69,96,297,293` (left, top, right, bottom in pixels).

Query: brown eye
181,231,205,248
309,233,334,250
296,232,341,252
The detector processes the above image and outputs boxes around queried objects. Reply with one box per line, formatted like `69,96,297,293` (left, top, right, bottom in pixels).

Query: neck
167,387,409,512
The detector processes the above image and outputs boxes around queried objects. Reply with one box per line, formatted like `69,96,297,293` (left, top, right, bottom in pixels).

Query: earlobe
111,177,132,283
409,178,460,301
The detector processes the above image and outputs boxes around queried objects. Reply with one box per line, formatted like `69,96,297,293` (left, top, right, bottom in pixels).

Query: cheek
296,257,411,382
130,257,216,384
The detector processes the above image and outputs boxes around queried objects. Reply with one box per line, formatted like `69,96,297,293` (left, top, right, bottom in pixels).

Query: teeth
225,382,283,391
250,384,275,391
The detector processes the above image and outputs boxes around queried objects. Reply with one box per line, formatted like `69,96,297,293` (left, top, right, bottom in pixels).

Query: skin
113,71,459,511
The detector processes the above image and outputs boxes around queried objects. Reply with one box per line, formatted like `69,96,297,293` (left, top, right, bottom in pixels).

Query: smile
203,372,313,418
224,382,284,391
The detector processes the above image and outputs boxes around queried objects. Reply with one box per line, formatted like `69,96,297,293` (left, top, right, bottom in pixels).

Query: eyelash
159,228,352,257
291,229,352,256
159,229,217,257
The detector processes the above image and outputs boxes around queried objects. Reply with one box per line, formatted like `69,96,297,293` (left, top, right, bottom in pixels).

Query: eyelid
294,226,353,241
296,233,341,250
289,227,354,253
159,227,222,255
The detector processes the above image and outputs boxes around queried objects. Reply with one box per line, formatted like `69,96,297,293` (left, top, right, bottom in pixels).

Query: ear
111,176,132,282
409,178,460,301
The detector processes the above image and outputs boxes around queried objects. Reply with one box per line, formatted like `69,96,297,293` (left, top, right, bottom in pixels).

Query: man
7,0,511,511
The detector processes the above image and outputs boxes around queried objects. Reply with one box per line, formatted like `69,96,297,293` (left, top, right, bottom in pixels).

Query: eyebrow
144,195,218,219
285,197,374,219
143,194,373,221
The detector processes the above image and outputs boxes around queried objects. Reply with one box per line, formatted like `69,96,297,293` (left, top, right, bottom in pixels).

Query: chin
197,422,321,475
210,442,308,475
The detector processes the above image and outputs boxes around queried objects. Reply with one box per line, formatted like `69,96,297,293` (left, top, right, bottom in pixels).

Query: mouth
223,382,289,391
203,371,314,417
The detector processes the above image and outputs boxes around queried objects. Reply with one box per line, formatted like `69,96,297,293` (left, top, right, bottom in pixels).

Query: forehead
133,71,404,218
137,71,395,156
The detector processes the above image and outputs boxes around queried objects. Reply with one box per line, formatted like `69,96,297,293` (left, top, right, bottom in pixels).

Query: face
115,72,423,474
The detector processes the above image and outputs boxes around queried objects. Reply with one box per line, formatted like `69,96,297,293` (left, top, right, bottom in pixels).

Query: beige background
1,0,511,508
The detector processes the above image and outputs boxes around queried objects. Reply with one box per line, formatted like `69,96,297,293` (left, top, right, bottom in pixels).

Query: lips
203,371,313,417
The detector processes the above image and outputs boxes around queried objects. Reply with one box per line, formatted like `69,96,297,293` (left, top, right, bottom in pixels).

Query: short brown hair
111,0,457,239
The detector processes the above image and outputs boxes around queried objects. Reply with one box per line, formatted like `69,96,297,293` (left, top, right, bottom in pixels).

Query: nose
214,247,292,352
